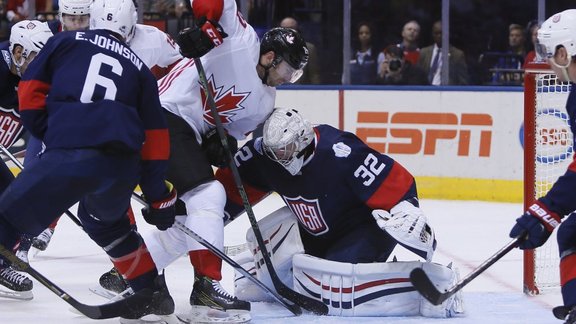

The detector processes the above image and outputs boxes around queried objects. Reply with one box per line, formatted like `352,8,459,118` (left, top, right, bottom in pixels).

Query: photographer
377,44,429,85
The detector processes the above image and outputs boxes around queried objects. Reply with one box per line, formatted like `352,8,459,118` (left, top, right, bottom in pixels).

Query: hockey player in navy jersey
137,0,308,322
509,9,576,324
215,108,463,318
0,19,53,300
0,0,179,320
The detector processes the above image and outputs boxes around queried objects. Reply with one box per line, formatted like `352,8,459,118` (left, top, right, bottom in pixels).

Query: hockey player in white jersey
139,0,308,322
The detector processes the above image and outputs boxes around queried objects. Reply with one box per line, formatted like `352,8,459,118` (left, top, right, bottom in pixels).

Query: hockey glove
510,200,561,249
141,181,177,231
372,200,436,261
177,17,228,58
202,128,238,168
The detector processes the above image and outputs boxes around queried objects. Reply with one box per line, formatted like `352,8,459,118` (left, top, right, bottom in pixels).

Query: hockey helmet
9,20,53,76
260,27,309,82
59,0,92,31
262,108,315,176
536,9,576,59
90,0,137,43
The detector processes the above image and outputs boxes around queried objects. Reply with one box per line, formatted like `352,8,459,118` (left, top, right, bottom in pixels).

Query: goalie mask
262,108,315,176
90,0,137,43
9,20,53,77
59,0,92,31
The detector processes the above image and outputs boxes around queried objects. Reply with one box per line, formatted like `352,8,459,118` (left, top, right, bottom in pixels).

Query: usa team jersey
216,125,417,251
130,24,182,79
158,0,275,141
0,42,24,148
540,88,576,217
18,29,170,201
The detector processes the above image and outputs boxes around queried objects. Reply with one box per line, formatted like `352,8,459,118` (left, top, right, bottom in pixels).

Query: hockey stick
410,236,523,305
0,242,158,319
192,58,328,315
131,192,302,315
0,144,84,228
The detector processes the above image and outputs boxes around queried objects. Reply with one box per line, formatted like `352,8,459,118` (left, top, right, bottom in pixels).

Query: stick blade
409,267,447,305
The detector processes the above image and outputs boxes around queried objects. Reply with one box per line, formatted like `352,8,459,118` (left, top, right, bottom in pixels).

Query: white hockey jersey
157,0,275,141
129,24,182,77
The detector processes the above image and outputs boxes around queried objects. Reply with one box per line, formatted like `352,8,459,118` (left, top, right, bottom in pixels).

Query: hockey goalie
215,108,464,318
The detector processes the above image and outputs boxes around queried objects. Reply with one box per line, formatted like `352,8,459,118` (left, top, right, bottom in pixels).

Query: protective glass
274,60,304,84
61,14,90,31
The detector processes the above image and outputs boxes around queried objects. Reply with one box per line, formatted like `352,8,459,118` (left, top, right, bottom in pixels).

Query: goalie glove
201,128,238,168
141,181,177,230
509,200,561,249
372,200,436,262
177,16,228,58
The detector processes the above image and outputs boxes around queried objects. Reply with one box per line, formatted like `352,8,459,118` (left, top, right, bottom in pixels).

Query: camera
389,59,402,72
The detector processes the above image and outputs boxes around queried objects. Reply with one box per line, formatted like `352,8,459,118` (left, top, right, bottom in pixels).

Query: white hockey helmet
59,0,92,15
262,108,315,176
90,0,137,43
9,20,53,76
536,9,576,59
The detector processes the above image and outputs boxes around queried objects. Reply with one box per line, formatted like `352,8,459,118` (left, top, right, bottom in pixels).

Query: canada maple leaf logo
200,74,250,127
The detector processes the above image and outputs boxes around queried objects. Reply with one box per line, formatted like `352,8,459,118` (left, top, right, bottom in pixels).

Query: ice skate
178,275,251,324
554,305,576,324
119,274,178,324
100,267,130,293
14,235,33,270
0,264,33,300
32,227,54,251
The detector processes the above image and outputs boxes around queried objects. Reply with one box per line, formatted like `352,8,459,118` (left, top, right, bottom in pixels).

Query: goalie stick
0,242,158,319
0,145,84,229
131,193,302,316
410,236,522,305
192,58,328,315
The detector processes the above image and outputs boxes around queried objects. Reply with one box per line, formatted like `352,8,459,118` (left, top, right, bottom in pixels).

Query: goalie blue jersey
217,124,417,255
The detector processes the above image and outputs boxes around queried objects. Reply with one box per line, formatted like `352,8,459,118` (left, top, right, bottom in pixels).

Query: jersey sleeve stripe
18,79,50,111
141,129,170,160
366,161,415,210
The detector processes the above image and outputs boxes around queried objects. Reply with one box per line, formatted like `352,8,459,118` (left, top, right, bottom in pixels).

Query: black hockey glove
509,200,561,249
202,128,238,168
177,16,228,58
141,181,177,231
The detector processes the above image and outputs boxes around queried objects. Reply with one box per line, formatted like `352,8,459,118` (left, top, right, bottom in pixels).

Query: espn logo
356,112,493,157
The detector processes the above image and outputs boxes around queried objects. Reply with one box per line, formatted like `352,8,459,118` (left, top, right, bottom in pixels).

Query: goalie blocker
233,207,463,317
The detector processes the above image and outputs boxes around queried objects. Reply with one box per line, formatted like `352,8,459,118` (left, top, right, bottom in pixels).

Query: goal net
523,62,572,295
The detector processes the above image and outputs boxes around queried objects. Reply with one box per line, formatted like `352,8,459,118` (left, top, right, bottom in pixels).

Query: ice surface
0,195,563,323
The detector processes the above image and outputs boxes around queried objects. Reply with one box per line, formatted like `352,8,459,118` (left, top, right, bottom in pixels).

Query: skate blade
119,314,180,324
178,306,251,323
0,287,33,301
89,285,118,300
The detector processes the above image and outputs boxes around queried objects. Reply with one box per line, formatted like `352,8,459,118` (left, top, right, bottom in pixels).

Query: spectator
417,20,469,85
377,44,428,85
378,19,421,75
348,21,377,85
523,20,540,67
6,0,28,24
508,23,526,58
279,16,321,84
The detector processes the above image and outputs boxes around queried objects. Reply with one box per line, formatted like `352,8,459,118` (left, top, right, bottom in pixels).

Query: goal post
523,62,572,295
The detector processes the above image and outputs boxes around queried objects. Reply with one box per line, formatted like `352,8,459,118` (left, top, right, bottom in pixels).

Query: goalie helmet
260,27,309,71
9,20,53,76
262,108,314,176
90,0,137,43
536,9,576,59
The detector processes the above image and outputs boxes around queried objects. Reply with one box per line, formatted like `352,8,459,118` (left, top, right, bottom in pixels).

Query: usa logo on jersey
283,195,329,235
0,107,22,148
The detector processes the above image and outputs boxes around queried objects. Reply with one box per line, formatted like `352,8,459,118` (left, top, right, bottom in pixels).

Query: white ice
0,194,564,323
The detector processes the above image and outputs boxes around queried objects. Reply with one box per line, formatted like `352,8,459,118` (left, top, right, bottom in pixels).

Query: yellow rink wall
276,86,527,203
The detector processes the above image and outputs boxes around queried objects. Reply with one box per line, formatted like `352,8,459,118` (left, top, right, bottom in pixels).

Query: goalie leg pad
292,254,463,317
246,206,304,290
